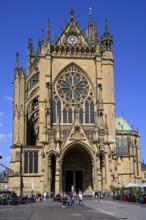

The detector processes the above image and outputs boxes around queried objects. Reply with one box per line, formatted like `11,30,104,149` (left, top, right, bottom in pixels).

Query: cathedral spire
41,29,45,46
47,19,51,44
15,52,19,69
86,8,96,45
103,19,110,37
100,19,113,51
28,38,33,55
89,7,93,24
70,9,75,19
95,22,98,43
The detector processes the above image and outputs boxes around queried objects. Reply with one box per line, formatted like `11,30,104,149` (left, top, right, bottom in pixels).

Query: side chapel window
24,151,38,173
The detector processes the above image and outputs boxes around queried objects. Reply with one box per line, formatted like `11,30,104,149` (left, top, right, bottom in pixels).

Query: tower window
28,73,39,90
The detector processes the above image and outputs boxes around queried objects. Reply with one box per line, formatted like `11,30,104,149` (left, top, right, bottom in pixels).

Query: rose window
56,72,89,103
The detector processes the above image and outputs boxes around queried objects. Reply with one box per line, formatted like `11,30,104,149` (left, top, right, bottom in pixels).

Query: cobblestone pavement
0,200,118,220
0,199,146,220
84,199,146,220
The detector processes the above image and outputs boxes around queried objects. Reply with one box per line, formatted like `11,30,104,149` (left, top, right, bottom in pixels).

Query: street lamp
0,155,2,160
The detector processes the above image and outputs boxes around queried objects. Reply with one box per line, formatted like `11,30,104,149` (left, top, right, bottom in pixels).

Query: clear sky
0,0,146,168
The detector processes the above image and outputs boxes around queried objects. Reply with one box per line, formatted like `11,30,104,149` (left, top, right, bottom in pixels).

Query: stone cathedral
9,10,142,195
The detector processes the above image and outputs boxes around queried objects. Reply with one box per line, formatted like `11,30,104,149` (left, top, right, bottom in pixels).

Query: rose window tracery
52,65,94,124
56,72,89,104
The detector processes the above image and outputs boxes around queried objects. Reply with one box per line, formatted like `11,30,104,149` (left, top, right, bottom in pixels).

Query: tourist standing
79,191,83,205
43,192,47,201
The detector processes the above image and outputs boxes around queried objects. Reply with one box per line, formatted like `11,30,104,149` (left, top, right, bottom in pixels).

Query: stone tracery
52,65,94,124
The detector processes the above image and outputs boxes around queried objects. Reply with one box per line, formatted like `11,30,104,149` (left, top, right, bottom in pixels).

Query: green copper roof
115,117,133,131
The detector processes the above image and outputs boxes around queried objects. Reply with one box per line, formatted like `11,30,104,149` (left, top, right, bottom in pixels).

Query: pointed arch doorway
62,144,93,193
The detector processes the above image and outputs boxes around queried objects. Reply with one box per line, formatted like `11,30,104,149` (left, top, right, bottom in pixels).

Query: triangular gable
54,17,89,47
62,115,92,150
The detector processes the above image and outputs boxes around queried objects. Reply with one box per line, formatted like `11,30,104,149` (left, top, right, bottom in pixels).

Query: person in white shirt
43,192,47,202
79,192,83,205
92,190,95,200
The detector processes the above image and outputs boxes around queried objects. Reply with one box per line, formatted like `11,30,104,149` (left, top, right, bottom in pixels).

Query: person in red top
69,193,73,207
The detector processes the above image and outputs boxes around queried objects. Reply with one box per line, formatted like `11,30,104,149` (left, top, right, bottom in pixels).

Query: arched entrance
62,144,93,193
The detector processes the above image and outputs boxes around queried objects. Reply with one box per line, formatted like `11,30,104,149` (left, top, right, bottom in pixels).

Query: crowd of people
92,190,110,201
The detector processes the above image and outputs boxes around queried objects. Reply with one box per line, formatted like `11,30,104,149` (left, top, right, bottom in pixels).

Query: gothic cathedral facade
9,10,142,195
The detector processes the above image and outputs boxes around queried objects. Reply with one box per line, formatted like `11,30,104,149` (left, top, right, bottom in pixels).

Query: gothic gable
51,17,95,54
62,115,92,150
59,17,88,45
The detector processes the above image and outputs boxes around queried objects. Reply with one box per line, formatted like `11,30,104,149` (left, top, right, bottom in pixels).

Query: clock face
67,35,78,45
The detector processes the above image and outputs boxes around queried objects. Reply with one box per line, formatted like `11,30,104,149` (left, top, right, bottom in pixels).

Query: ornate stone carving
70,122,85,140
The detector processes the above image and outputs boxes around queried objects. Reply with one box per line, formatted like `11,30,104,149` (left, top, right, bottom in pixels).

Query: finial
89,7,93,24
122,105,124,117
70,9,75,19
47,19,50,44
28,38,33,54
38,38,41,49
95,22,98,43
41,29,44,45
104,19,110,36
15,52,19,68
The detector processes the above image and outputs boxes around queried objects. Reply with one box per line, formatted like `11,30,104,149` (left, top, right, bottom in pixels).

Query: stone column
55,156,60,193
43,155,49,192
97,155,101,191
59,159,62,192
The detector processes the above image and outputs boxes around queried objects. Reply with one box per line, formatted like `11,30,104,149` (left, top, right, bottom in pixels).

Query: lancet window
24,151,38,173
27,73,39,90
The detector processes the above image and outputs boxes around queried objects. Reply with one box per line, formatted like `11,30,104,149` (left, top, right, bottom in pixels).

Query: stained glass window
57,100,61,122
34,152,38,173
116,139,129,155
79,108,83,123
52,100,56,123
85,101,89,123
29,152,33,173
90,101,94,123
28,73,39,90
52,65,94,124
24,152,28,173
57,72,89,104
68,108,72,123
24,151,38,174
63,108,67,123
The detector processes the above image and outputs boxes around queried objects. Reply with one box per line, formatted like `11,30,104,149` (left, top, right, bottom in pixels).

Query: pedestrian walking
69,193,73,207
92,190,95,200
43,192,47,201
98,191,101,202
79,191,83,205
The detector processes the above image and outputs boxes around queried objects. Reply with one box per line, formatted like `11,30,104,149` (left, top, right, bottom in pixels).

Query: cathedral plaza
0,198,146,220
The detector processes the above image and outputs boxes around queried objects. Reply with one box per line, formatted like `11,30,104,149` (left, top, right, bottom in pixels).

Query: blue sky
0,0,146,168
